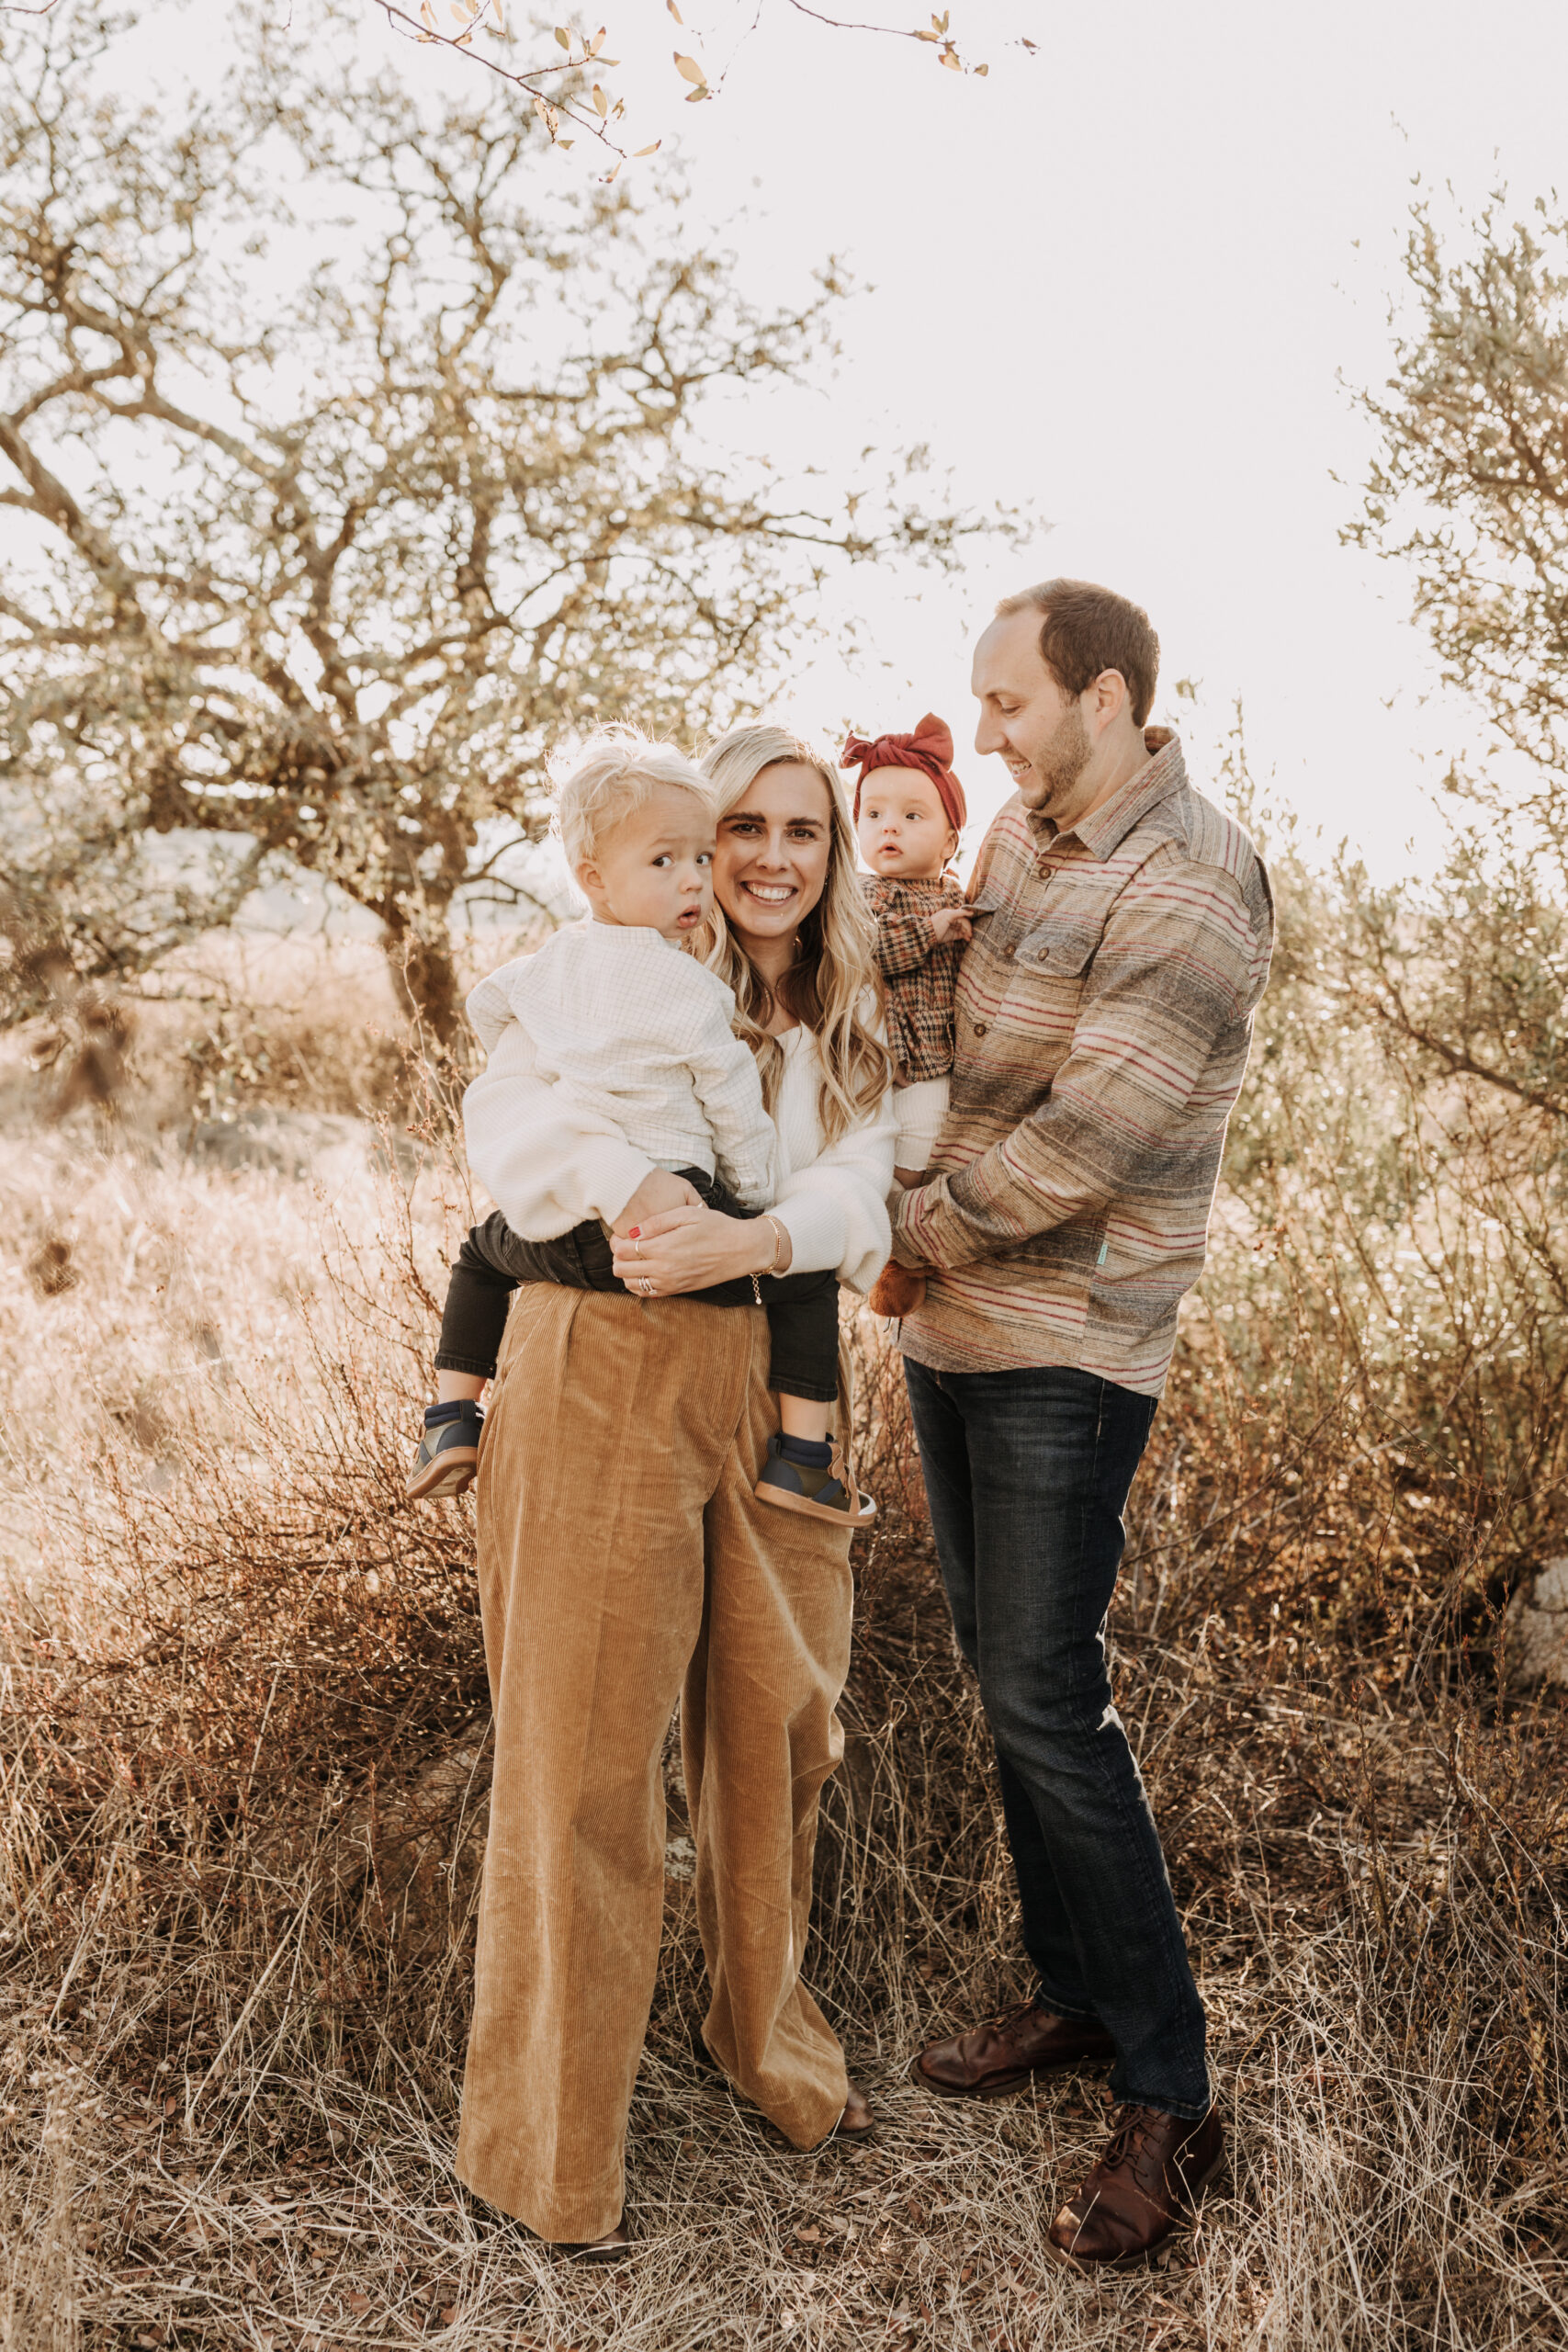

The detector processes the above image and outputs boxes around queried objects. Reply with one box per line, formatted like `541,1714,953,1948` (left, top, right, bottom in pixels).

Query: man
892,579,1273,2266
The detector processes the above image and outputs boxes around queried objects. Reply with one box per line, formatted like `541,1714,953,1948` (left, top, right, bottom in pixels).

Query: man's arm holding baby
891,861,1261,1271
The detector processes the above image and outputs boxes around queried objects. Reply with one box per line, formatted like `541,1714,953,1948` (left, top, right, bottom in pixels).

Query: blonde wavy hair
548,723,713,869
699,722,891,1148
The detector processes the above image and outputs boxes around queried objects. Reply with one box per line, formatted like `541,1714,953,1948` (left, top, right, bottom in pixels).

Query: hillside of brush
3,908,1565,2352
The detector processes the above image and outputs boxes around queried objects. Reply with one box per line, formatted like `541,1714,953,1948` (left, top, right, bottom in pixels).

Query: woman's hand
609,1168,702,1238
610,1202,790,1295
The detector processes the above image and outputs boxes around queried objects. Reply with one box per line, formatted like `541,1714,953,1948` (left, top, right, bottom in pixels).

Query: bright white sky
81,0,1568,878
643,0,1568,874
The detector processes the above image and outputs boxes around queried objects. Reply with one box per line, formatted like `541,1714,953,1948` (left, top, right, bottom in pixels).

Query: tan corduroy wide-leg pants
454,1283,855,2244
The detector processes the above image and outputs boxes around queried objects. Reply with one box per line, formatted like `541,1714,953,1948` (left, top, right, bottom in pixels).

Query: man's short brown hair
995,578,1160,729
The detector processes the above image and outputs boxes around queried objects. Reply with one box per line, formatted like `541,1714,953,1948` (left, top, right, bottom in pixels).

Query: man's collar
1029,729,1187,862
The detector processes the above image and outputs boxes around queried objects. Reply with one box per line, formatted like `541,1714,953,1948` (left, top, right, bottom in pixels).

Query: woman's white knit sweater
462,989,897,1296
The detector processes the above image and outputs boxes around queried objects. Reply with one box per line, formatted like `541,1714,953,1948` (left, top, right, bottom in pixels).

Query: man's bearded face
972,609,1104,823
1023,698,1093,819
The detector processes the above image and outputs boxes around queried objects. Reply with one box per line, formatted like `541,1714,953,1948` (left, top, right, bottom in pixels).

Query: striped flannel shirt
863,871,969,1085
892,731,1274,1396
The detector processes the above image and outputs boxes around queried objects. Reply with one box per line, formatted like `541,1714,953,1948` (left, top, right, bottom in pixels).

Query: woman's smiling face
712,760,834,955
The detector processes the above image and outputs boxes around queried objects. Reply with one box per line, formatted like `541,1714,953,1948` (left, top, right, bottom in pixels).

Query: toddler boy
407,727,871,1526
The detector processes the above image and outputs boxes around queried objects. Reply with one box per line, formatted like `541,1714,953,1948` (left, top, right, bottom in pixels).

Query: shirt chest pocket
1011,920,1100,979
979,922,1100,1063
950,912,1101,1122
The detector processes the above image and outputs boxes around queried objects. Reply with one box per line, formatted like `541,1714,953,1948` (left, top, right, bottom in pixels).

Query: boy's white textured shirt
466,922,779,1210
464,967,898,1295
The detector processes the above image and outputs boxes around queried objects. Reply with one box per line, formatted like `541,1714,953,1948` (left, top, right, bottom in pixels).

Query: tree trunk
383,916,464,1051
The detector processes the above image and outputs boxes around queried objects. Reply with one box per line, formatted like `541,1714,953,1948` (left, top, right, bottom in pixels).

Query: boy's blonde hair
550,725,715,870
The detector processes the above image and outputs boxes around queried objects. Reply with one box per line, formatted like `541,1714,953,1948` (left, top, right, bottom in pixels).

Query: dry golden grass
4,967,1566,2352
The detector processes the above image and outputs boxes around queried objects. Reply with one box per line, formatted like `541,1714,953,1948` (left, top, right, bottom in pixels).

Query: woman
454,724,897,2254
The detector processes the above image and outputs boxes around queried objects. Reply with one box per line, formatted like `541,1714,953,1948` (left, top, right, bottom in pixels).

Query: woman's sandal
839,2083,876,2138
769,2081,876,2152
557,2220,631,2263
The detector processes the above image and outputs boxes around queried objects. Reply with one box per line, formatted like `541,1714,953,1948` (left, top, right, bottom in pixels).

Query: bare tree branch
1,1,1011,1040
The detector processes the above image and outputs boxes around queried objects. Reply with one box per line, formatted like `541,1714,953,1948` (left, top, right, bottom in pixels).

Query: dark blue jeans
903,1356,1209,2118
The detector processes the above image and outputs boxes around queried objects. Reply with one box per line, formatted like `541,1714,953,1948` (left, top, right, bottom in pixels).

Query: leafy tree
3,0,1009,166
0,4,988,1040
1350,197,1568,801
1340,196,1568,1126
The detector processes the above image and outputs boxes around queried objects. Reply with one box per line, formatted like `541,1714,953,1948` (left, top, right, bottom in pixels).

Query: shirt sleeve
874,900,938,979
466,961,525,1054
461,1017,656,1238
681,985,780,1209
893,854,1267,1270
771,1070,898,1293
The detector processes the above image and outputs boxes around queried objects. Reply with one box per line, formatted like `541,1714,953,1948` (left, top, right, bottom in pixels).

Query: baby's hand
928,906,974,946
611,1167,701,1238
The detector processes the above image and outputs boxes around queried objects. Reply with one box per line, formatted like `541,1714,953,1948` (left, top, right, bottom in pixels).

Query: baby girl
844,715,974,1317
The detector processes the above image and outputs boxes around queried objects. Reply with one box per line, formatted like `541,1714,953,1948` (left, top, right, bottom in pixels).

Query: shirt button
973,1020,988,1036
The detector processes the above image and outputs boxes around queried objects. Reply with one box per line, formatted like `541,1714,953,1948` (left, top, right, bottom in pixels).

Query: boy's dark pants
434,1171,840,1404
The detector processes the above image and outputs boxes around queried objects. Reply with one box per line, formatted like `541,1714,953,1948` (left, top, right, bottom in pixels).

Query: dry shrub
123,936,418,1132
3,905,1567,2349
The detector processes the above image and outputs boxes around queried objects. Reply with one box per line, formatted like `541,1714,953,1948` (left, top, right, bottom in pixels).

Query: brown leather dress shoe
1048,2104,1224,2267
915,2000,1116,2099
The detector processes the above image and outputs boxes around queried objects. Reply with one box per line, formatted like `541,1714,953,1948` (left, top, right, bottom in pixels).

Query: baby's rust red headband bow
842,713,967,833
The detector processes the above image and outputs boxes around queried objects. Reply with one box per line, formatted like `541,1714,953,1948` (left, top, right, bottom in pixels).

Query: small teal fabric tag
1097,1238,1109,1266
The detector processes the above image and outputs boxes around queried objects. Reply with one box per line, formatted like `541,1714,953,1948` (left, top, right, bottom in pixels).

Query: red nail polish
628,1227,640,1238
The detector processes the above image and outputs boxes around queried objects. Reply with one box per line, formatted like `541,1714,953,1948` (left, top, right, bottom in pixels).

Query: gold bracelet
750,1216,786,1306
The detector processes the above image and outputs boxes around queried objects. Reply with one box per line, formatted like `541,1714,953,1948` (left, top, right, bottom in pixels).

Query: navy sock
424,1399,483,1427
778,1432,832,1468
